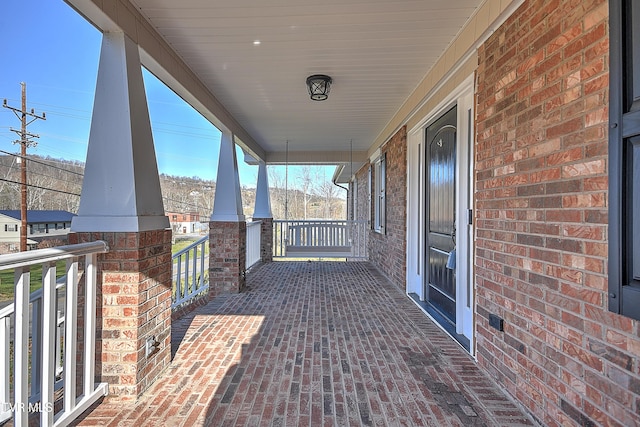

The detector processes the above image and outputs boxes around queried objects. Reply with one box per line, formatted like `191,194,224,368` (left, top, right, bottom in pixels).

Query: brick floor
74,261,534,426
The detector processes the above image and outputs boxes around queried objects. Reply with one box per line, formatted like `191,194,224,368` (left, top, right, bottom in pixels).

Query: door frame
406,74,475,354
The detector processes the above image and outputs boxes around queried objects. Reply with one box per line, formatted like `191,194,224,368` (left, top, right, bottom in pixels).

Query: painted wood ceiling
129,0,483,160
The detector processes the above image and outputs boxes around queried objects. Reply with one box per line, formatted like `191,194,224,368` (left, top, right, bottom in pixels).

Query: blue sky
0,0,228,181
0,0,339,192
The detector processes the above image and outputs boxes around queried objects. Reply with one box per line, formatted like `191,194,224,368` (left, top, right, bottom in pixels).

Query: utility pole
3,82,46,251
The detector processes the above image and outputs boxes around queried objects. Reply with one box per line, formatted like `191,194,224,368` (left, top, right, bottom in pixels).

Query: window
609,0,640,320
33,224,46,234
374,154,386,233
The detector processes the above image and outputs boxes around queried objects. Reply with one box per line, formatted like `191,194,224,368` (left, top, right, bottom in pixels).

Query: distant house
166,211,201,234
0,210,75,238
0,213,36,253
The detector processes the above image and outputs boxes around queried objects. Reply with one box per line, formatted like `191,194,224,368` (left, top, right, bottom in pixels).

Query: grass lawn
172,238,209,256
0,261,67,301
0,239,207,302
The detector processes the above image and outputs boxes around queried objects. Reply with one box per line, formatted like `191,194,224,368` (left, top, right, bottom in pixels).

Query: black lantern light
306,75,332,101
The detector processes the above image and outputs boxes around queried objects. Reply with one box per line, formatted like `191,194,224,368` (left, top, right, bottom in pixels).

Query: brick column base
209,221,246,297
69,229,172,401
254,217,273,263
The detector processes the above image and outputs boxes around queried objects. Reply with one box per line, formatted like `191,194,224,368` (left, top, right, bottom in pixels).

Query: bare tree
198,184,215,218
297,166,315,219
0,155,349,223
268,167,285,219
26,172,48,210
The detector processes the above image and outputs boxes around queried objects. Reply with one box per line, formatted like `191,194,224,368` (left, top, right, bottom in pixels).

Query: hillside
0,155,346,220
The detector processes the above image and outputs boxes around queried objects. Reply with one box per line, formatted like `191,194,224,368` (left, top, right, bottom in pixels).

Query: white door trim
456,85,475,349
406,73,475,355
406,128,424,297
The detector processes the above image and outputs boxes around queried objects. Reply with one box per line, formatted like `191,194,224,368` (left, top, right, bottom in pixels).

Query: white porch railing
0,241,109,427
171,222,261,310
246,221,262,270
273,220,368,259
172,236,209,309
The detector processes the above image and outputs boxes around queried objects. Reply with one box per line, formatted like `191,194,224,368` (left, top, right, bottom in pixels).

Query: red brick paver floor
75,261,534,426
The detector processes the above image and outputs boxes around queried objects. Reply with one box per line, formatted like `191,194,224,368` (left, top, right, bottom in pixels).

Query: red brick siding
254,217,273,263
209,221,247,296
476,1,639,426
352,165,371,261
368,126,407,290
69,230,172,400
352,163,370,226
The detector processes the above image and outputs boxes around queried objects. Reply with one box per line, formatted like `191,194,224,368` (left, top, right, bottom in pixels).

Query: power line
0,155,17,194
0,177,79,196
5,98,219,137
0,156,80,179
0,177,202,209
162,195,199,211
0,163,82,187
0,149,84,176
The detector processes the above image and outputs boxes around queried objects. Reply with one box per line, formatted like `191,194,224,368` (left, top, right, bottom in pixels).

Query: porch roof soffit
64,0,266,162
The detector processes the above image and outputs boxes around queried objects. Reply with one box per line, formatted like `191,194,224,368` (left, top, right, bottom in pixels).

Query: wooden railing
0,241,109,427
273,220,368,259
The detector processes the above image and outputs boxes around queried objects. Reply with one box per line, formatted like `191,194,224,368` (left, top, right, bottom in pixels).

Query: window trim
373,154,386,234
368,165,372,225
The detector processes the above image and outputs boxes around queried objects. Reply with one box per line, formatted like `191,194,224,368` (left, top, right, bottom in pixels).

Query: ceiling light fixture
306,74,332,101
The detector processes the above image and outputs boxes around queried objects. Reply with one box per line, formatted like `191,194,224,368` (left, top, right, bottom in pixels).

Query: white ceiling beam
265,150,368,165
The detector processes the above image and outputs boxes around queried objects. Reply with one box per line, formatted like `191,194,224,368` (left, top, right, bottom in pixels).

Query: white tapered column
253,161,272,219
71,31,169,232
211,130,245,222
253,161,273,262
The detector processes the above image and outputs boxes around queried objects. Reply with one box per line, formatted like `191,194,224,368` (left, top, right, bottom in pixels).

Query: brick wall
254,217,273,263
475,1,640,425
209,221,247,296
353,166,368,227
69,230,172,400
352,165,370,260
368,126,407,291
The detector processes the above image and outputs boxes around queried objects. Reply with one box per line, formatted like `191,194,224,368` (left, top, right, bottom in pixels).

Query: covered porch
76,261,533,426
3,0,639,425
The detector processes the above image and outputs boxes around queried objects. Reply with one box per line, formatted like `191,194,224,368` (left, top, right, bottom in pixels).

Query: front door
425,106,457,327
